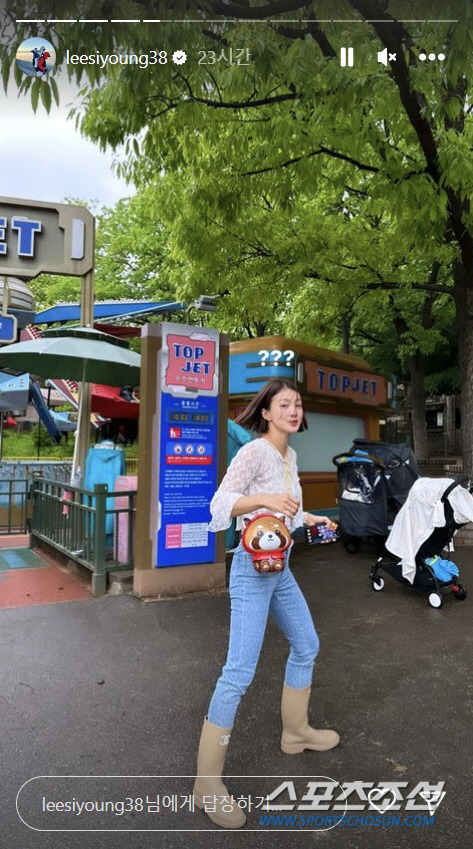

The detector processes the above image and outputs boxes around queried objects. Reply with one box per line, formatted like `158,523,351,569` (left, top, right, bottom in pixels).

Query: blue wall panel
229,352,295,395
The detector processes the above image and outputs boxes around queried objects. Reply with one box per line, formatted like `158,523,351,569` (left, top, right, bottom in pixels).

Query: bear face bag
242,514,292,573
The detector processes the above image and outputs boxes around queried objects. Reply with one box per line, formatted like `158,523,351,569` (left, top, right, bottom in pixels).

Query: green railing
30,477,137,596
0,479,30,534
7,457,138,475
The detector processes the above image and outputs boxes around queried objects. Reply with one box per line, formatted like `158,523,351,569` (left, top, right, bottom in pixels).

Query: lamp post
186,295,217,325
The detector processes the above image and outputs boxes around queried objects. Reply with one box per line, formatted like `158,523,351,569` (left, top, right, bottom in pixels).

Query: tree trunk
445,395,457,456
454,265,473,476
407,352,429,462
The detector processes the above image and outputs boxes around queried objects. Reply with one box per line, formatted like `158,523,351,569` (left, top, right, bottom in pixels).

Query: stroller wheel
428,592,443,608
372,575,385,591
455,584,467,601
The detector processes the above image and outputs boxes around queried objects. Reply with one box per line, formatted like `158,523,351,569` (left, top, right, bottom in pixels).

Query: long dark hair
235,378,308,434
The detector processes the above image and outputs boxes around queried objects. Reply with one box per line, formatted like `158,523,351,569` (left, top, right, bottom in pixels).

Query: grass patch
2,427,138,460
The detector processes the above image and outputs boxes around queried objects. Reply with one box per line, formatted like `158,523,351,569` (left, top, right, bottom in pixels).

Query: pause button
340,47,354,67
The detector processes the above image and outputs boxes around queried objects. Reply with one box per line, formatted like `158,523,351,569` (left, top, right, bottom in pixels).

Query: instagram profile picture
16,37,56,80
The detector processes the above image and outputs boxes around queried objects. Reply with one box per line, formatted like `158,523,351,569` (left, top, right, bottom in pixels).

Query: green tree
284,246,456,460
351,283,456,460
31,190,175,310
4,1,472,463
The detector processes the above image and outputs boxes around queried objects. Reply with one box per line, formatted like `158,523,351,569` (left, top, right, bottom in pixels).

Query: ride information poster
156,324,219,567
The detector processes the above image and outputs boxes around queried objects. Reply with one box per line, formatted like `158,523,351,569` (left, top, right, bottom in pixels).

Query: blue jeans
207,543,320,728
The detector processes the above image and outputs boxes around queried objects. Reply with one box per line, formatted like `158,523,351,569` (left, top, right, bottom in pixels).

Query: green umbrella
0,326,141,481
0,326,140,386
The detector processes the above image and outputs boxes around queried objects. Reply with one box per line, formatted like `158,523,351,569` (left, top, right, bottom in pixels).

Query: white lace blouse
207,437,305,533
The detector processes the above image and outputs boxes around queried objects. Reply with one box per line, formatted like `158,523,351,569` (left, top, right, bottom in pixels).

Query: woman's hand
265,494,300,519
305,513,337,529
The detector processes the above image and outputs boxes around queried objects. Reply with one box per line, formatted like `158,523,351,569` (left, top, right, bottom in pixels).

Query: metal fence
0,460,74,535
0,478,30,534
0,459,73,480
30,477,137,596
2,457,139,476
126,458,138,476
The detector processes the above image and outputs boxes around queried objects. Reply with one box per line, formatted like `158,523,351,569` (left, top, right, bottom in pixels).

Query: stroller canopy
386,478,473,584
333,453,387,536
348,439,419,509
333,439,419,539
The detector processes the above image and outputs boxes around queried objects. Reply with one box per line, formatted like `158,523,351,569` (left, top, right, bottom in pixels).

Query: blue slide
30,380,62,443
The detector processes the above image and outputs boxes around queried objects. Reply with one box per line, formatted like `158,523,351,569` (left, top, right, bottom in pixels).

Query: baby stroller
370,477,472,607
332,439,419,553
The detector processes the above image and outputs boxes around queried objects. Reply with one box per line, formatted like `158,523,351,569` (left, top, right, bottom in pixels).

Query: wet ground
1,538,471,849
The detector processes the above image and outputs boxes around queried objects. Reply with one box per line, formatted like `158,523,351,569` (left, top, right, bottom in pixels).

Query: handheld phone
305,523,339,546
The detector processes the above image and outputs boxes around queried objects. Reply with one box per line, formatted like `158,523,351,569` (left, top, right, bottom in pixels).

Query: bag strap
285,450,291,495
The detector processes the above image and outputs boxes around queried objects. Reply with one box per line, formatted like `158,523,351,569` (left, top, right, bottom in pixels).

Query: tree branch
240,146,379,176
185,91,298,109
204,0,309,18
272,21,337,59
175,69,297,108
349,0,440,183
365,281,452,295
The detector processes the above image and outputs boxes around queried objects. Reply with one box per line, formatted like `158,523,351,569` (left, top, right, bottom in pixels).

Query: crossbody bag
242,450,293,573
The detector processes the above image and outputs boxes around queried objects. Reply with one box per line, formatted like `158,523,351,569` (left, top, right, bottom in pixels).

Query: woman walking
193,378,340,828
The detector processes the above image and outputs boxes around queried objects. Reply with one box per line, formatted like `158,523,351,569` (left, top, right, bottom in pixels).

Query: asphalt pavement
2,538,472,849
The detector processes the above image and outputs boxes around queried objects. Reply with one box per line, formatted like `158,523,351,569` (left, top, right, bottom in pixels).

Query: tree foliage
31,190,175,309
3,0,473,460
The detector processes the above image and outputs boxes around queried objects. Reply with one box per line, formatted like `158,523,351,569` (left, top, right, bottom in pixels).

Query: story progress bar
16,18,459,24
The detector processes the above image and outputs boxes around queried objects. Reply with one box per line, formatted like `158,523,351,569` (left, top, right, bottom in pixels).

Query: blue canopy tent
33,300,187,326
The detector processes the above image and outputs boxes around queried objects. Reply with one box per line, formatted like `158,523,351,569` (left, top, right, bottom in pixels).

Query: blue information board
0,313,17,343
157,393,218,566
156,325,220,567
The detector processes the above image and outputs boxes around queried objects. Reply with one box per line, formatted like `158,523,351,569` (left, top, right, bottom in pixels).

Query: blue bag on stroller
370,477,472,607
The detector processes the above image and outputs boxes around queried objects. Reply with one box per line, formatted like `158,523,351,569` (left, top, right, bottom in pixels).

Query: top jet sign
0,197,94,279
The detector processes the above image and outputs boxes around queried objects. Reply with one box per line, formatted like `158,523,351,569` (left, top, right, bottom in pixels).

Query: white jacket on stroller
386,478,473,584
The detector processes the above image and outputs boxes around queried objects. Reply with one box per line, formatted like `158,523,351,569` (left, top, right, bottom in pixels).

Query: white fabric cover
386,478,473,583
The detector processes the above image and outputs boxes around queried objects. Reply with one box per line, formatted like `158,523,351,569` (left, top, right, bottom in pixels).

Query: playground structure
0,295,186,594
1,320,391,597
0,232,390,599
0,299,189,453
11,300,190,438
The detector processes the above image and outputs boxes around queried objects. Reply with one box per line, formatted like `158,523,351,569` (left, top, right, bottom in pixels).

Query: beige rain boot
193,719,246,828
281,684,340,754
